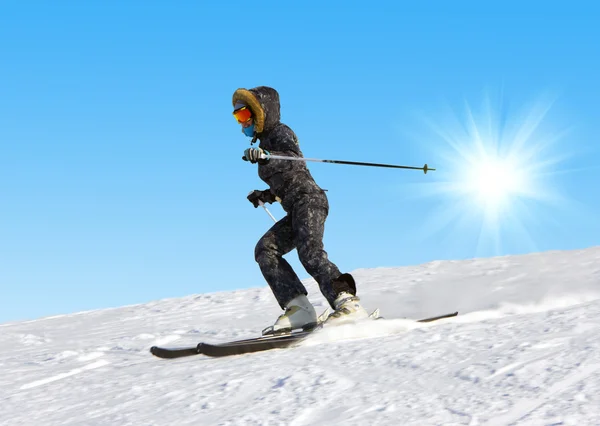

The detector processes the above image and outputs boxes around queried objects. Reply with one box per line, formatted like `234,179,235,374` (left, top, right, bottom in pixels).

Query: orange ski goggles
233,106,252,124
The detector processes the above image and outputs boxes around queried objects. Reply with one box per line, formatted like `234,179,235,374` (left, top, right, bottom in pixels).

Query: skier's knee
254,239,272,263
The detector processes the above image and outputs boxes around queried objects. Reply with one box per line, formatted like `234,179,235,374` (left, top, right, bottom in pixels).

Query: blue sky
1,1,599,323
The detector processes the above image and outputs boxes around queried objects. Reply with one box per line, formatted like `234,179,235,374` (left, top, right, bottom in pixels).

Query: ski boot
262,294,318,336
325,273,369,325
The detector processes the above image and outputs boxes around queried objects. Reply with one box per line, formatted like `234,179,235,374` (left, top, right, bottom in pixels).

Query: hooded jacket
232,86,326,212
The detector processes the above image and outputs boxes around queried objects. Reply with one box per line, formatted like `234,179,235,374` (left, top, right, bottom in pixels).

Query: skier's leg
292,196,368,322
256,215,318,334
291,196,343,309
255,215,308,309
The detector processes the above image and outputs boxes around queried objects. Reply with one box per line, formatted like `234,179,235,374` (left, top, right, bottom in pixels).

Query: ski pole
258,200,277,223
248,190,278,223
248,153,435,174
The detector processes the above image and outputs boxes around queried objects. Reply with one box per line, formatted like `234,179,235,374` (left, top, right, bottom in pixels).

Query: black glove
247,190,277,208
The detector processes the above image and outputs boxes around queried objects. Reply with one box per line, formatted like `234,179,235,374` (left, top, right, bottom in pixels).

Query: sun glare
464,154,526,213
414,93,570,255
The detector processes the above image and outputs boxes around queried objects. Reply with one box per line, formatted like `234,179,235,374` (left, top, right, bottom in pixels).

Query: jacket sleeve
266,125,301,158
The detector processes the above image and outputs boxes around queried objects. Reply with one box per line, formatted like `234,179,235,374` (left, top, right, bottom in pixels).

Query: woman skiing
232,86,368,335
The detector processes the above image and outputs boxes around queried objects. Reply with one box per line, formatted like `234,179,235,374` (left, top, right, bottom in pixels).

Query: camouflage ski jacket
232,86,327,212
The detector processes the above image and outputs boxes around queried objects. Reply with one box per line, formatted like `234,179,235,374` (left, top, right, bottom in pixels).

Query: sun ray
405,92,577,257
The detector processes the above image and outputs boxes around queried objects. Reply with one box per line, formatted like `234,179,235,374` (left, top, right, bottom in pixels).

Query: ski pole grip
242,154,267,161
242,152,270,162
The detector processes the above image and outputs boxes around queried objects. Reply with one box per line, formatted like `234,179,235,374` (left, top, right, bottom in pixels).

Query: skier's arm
266,125,301,158
243,126,300,164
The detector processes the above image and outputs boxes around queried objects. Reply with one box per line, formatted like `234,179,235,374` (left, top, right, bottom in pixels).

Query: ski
417,311,458,323
150,329,314,359
150,311,458,359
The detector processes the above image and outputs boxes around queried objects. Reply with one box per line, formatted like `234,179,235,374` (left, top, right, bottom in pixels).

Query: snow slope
2,247,600,425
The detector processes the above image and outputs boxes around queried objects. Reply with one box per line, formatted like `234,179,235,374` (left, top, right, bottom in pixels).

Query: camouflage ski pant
254,194,341,310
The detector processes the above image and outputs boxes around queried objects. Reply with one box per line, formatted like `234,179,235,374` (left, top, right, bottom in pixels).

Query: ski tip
150,346,168,357
149,346,163,358
417,311,458,323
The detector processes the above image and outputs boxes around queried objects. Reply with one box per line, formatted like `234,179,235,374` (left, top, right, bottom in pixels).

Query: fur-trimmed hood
232,86,281,134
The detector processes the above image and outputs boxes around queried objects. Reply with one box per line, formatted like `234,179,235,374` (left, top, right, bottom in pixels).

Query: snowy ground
2,247,600,425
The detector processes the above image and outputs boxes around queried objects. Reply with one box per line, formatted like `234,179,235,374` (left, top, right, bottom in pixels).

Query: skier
232,86,368,335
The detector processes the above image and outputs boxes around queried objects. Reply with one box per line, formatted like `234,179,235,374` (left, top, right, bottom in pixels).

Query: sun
461,151,528,217
411,92,570,255
474,159,519,204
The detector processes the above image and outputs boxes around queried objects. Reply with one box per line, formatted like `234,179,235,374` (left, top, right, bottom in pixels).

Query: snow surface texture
2,247,600,425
